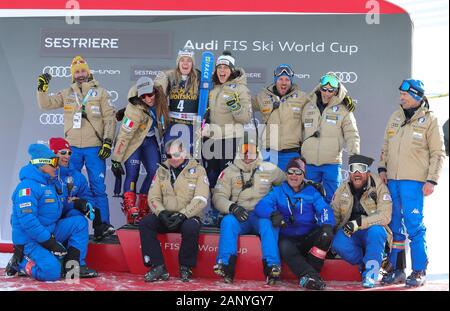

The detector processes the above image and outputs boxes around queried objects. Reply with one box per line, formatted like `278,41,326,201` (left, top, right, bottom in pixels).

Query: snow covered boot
406,270,426,287
136,193,150,223
122,192,139,224
180,265,193,282
299,273,326,290
144,264,170,282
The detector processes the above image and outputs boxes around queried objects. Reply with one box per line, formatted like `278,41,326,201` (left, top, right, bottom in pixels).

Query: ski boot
262,260,281,285
213,255,236,284
136,193,150,223
122,192,139,225
144,264,170,282
5,245,26,277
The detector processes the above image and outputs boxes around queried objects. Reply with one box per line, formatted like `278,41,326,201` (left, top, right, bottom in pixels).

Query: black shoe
144,265,170,282
94,223,115,242
180,265,193,282
266,265,281,285
5,255,20,277
299,274,326,290
213,263,233,284
380,269,406,285
80,266,98,278
406,270,426,287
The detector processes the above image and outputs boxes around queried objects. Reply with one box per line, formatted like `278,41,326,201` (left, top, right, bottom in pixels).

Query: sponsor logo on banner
42,66,120,78
40,29,173,58
40,113,64,125
130,66,166,81
244,67,266,84
328,71,358,83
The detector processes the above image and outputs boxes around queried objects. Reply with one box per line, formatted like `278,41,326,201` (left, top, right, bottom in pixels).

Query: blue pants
216,212,280,266
332,226,387,279
387,180,427,271
71,146,110,224
306,164,341,203
263,149,300,171
164,123,194,155
19,216,88,281
124,136,160,194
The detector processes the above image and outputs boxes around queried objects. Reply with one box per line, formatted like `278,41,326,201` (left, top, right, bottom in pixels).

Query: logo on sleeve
19,188,31,197
19,202,32,208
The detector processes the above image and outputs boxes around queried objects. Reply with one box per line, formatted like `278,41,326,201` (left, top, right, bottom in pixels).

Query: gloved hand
229,203,249,223
167,212,187,231
224,92,241,112
37,73,52,92
270,211,287,228
342,96,356,112
98,138,113,160
111,160,125,178
158,210,174,228
40,235,67,257
343,217,361,237
73,198,89,216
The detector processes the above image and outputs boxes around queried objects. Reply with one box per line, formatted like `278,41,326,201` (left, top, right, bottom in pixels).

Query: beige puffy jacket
37,80,116,148
301,84,360,165
379,105,445,183
148,159,210,219
253,84,307,151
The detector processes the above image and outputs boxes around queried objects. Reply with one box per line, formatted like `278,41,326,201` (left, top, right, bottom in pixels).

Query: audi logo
40,113,64,125
43,66,71,78
329,71,358,83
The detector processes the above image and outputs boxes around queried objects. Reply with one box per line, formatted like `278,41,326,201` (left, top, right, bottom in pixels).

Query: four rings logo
329,71,358,83
42,66,120,78
40,113,64,125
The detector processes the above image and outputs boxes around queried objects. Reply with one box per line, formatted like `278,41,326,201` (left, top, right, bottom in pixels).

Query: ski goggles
274,65,294,78
58,150,72,156
320,74,340,88
287,168,304,176
348,163,369,174
241,143,257,155
398,80,424,98
30,157,59,168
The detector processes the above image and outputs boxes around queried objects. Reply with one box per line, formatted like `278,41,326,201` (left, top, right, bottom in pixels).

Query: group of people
6,49,446,290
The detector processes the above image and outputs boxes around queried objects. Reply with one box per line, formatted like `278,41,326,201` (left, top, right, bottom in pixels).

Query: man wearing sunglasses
7,144,90,281
37,55,116,231
212,131,285,285
378,79,445,287
300,73,360,204
253,64,307,170
331,155,392,288
255,157,335,290
50,137,115,246
139,139,209,283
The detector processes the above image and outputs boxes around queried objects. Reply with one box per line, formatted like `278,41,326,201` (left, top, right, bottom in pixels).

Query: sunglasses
320,74,340,88
167,151,183,159
287,168,304,176
398,80,424,97
58,150,72,156
320,87,336,93
241,144,257,155
140,92,155,99
31,157,59,168
348,163,369,174
274,65,294,77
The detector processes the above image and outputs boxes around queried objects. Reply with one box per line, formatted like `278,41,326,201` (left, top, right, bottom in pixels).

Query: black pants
139,214,201,268
279,227,332,279
203,138,237,187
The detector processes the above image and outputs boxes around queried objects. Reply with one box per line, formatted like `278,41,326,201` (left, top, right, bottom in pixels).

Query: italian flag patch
123,117,134,129
19,188,31,197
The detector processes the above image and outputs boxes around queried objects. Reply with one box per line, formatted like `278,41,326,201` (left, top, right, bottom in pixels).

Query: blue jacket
57,165,94,216
11,164,63,245
255,181,335,237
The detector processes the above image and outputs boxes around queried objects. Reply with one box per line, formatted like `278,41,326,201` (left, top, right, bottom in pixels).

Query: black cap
349,154,374,167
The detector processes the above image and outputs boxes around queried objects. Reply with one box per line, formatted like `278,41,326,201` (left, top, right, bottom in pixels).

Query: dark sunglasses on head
287,168,304,176
320,87,336,93
349,163,369,174
58,150,72,156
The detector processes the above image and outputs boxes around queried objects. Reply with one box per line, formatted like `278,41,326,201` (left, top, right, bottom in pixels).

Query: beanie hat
216,51,235,71
176,49,195,67
274,64,294,84
49,137,71,154
136,77,154,98
348,154,374,167
71,55,90,80
399,79,425,102
28,144,58,168
286,157,306,174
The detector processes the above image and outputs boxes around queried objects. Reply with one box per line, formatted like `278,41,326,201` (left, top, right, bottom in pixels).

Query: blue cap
399,79,425,102
28,144,57,167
